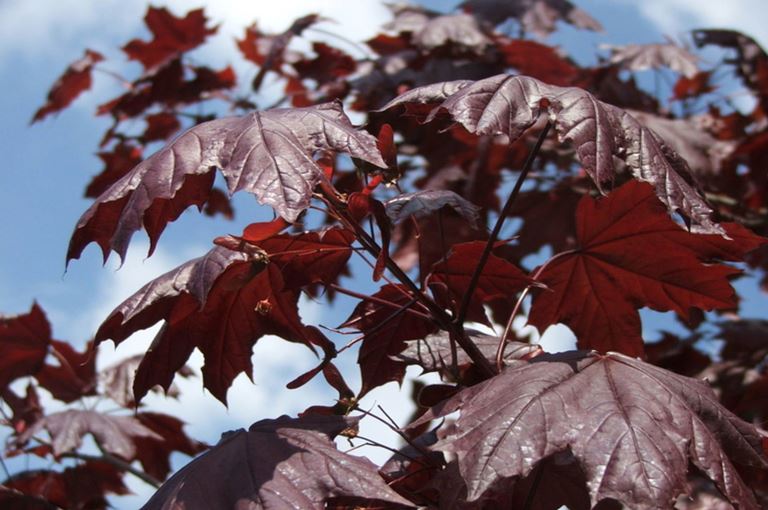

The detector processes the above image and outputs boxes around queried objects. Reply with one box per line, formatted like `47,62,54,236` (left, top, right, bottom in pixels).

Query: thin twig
494,248,575,370
456,122,552,326
329,284,431,320
60,451,161,488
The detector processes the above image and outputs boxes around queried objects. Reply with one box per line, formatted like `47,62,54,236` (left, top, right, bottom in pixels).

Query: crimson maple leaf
380,73,723,235
123,7,217,71
35,340,97,403
528,180,765,356
68,101,385,263
31,49,103,123
142,415,413,509
0,304,51,393
96,245,334,404
428,241,533,323
415,351,768,508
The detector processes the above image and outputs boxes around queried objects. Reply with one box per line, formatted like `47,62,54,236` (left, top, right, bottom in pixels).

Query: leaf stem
494,248,574,370
329,284,431,320
456,122,552,327
61,450,161,488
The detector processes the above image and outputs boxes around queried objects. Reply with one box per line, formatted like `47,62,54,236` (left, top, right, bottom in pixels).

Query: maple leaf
132,412,207,481
413,13,492,54
18,410,161,460
0,304,51,393
604,42,700,78
2,384,43,436
96,245,330,404
100,354,193,408
68,101,385,263
142,415,413,509
86,143,144,199
257,228,355,290
342,284,437,396
237,14,320,92
123,7,217,71
293,42,357,84
35,340,97,403
428,241,533,323
31,49,104,123
416,350,768,508
384,190,481,228
460,0,602,37
380,73,725,235
498,38,580,86
528,180,765,356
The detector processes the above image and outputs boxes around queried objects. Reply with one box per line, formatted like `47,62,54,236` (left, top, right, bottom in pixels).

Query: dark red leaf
293,42,357,83
141,111,181,143
673,71,714,100
0,303,51,392
142,415,412,509
381,74,724,235
86,143,144,198
68,101,385,264
498,38,580,86
2,384,43,435
416,351,768,508
133,412,207,480
31,49,103,123
259,227,356,290
342,284,437,396
100,354,193,407
18,410,161,459
241,218,290,243
35,340,97,403
428,241,532,323
202,187,234,219
528,180,766,356
4,460,129,509
123,7,217,71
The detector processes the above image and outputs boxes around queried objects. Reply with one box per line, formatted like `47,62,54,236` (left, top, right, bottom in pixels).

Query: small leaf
385,190,481,228
604,42,700,78
123,7,217,71
31,49,103,123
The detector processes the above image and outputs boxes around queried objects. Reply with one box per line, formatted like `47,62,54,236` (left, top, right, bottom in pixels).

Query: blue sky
1,0,767,506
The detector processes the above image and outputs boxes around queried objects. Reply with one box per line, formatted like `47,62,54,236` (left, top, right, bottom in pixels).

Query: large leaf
68,101,385,263
416,351,768,508
528,180,765,356
142,415,413,509
18,410,161,460
95,245,324,404
380,73,724,234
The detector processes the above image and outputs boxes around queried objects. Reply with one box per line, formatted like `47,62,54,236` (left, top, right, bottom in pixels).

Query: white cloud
619,0,768,48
